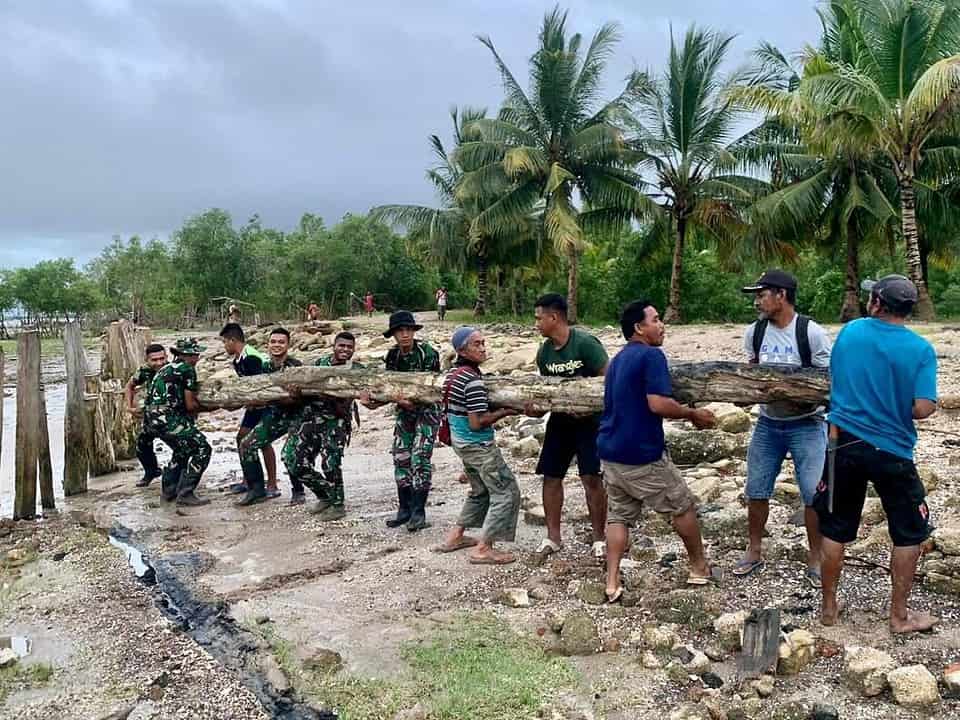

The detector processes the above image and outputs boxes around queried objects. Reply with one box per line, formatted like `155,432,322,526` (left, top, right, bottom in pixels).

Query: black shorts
813,430,930,547
536,413,602,479
240,408,265,429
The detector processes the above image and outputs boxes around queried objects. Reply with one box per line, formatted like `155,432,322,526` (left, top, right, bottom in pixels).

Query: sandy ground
2,314,959,719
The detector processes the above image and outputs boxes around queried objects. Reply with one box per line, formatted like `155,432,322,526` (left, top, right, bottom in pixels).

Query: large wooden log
63,323,91,495
86,373,117,475
14,331,41,520
195,361,832,413
100,320,150,459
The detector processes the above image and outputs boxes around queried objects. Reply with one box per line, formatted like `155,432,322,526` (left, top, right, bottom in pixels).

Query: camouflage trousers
135,420,163,477
143,409,211,496
283,410,351,506
238,409,302,490
453,442,520,542
392,406,440,492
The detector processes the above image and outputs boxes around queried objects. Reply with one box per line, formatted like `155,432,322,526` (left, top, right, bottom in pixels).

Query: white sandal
535,538,562,556
592,540,607,560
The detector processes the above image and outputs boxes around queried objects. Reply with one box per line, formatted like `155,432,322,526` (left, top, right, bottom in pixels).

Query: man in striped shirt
435,326,521,565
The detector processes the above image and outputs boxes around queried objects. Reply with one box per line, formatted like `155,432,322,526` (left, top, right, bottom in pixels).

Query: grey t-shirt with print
743,314,831,420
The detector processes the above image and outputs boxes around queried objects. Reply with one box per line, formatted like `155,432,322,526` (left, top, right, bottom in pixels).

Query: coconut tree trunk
898,170,935,319
840,222,861,322
566,249,580,324
664,215,687,324
474,253,488,317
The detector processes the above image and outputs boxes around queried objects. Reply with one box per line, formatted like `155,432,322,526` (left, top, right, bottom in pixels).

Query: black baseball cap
861,274,918,306
741,269,798,293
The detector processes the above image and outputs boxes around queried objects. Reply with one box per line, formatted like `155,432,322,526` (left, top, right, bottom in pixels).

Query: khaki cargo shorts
603,454,696,526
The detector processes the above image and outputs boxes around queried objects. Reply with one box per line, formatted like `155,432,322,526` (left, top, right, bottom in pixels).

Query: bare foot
890,610,938,634
821,599,845,627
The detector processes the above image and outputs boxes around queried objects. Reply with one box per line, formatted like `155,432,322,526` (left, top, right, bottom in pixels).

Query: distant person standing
126,343,170,487
306,302,321,322
364,291,375,317
436,286,449,321
815,275,938,633
735,270,832,587
529,293,609,560
228,304,242,323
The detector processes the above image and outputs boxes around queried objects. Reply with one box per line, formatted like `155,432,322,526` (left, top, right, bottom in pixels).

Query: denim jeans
746,415,827,506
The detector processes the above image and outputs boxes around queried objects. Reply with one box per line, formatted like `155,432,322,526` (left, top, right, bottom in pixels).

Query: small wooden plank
737,608,782,680
37,385,55,510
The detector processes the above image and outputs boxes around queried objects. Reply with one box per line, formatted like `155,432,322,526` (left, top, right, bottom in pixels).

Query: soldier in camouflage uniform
143,338,212,506
126,343,170,487
283,332,363,521
237,327,304,507
382,311,441,532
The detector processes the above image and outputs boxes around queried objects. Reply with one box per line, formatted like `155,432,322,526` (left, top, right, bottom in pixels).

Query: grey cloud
0,0,820,266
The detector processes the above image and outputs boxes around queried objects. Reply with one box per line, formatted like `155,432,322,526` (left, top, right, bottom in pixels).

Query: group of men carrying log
125,271,941,634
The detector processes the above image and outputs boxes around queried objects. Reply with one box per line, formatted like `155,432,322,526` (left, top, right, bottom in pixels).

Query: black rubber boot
406,488,431,532
136,469,161,488
236,461,267,507
160,464,182,501
385,486,413,528
176,491,210,507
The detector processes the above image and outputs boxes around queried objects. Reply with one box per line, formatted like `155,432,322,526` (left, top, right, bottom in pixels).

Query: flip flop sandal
806,567,823,589
687,566,723,586
468,554,516,566
732,558,765,577
606,587,624,604
432,538,479,554
535,538,563,556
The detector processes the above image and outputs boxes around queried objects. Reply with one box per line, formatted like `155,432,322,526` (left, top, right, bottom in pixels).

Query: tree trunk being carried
196,361,834,413
100,320,150,460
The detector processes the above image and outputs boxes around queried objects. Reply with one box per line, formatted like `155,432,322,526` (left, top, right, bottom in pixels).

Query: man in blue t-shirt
597,299,718,602
814,275,938,634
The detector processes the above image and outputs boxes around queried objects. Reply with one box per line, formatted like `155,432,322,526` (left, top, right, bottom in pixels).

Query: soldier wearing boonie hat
143,337,212,506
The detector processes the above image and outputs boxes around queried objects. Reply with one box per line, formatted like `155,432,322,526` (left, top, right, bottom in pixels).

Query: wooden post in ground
86,372,116,476
37,385,55,510
13,330,41,520
63,322,91,494
100,320,150,460
0,348,4,477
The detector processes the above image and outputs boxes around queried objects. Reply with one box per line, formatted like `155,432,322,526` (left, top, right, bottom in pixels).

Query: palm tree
798,0,960,319
371,107,539,315
732,38,898,321
458,6,651,322
628,26,765,323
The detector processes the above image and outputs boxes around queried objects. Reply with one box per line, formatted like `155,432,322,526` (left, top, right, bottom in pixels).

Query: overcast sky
0,0,822,268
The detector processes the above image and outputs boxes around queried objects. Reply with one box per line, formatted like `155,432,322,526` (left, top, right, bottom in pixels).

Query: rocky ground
1,314,959,719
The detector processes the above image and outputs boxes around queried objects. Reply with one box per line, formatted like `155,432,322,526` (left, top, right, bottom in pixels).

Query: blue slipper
806,567,822,589
732,558,765,577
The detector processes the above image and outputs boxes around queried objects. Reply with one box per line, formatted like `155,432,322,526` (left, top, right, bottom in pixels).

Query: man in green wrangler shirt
529,293,609,560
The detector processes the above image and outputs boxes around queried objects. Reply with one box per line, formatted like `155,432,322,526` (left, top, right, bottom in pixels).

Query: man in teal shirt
815,275,938,634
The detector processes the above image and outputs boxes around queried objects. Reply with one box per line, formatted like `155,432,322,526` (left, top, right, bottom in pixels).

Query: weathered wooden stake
86,373,117,476
100,320,149,460
63,322,91,494
37,385,55,510
0,348,4,475
13,331,41,520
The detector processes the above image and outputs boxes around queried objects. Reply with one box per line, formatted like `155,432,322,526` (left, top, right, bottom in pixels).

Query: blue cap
452,326,478,352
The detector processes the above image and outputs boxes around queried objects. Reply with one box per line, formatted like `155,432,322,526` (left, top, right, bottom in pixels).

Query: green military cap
170,338,206,356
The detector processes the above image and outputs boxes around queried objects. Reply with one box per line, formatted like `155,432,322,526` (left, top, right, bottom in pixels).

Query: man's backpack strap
796,314,812,368
751,319,769,364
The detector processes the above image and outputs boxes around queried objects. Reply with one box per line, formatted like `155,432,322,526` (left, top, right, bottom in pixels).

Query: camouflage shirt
385,341,440,373
145,361,199,413
130,365,157,388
